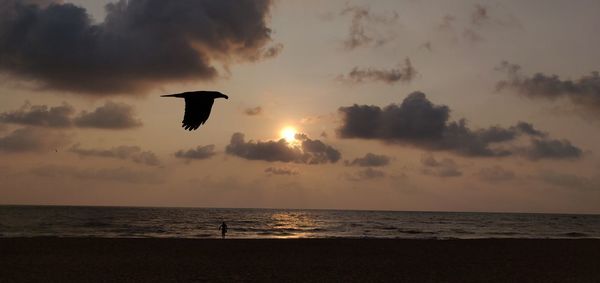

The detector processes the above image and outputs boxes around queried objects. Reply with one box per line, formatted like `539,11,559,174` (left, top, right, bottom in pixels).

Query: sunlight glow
280,127,297,143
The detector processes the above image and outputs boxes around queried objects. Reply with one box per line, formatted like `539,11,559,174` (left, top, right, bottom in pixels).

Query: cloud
174,145,216,160
419,41,433,52
262,43,284,59
337,92,449,141
523,139,582,161
244,106,263,116
476,166,515,182
438,14,456,31
340,4,398,50
538,170,599,191
0,101,74,127
337,91,581,159
421,154,462,178
0,0,277,95
0,101,142,129
73,102,142,129
472,4,521,28
29,165,162,184
496,61,600,117
462,28,484,43
265,167,299,176
69,144,160,166
346,167,386,182
337,58,416,84
0,127,69,152
225,132,341,164
299,113,336,125
471,4,490,26
297,133,342,164
436,5,520,44
345,153,391,167
512,122,546,137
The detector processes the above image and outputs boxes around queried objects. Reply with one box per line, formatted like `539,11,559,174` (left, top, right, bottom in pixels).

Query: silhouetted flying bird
161,91,228,131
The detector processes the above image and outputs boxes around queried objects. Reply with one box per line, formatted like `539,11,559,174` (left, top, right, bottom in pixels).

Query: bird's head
213,92,229,100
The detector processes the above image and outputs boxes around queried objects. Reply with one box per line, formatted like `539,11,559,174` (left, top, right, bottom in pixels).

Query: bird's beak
161,93,183,98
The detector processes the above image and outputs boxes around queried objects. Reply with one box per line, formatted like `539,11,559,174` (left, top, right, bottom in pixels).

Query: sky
0,0,599,213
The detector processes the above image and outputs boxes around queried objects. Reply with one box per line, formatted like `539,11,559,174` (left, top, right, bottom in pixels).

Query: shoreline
2,238,599,282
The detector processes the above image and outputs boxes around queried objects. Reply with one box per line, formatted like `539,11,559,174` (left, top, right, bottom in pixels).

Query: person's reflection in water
218,221,228,239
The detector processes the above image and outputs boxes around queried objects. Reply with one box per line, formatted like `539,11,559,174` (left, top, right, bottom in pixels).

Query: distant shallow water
1,205,599,239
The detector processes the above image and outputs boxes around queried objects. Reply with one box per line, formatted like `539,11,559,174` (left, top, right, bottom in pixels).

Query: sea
1,205,599,239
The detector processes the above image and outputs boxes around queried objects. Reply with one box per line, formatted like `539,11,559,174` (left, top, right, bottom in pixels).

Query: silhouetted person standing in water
219,222,228,239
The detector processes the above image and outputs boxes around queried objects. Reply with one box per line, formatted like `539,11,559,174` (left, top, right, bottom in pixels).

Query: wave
489,231,521,236
398,229,434,235
560,232,589,238
2,206,600,239
81,221,111,228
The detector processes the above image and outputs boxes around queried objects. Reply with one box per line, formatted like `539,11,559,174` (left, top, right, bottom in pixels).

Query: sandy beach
1,238,599,282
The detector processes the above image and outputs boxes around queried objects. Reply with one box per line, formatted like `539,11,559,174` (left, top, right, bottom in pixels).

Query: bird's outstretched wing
182,97,215,131
181,97,214,131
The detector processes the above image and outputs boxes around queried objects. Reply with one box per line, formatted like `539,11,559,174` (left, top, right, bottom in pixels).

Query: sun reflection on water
269,212,319,238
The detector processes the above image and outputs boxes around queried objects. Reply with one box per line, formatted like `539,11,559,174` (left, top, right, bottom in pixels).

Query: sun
280,127,297,143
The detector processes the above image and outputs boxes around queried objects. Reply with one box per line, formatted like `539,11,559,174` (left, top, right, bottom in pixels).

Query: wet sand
1,238,599,282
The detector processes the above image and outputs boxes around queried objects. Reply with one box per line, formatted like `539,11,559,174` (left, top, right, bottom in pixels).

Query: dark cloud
337,92,449,141
244,106,263,116
346,168,386,182
225,132,341,164
337,58,416,84
1,101,142,129
174,145,216,160
0,101,74,127
476,122,545,144
297,133,342,164
74,102,142,129
69,144,160,166
30,165,162,184
523,139,582,161
421,154,462,178
496,61,600,116
0,127,68,152
337,91,581,159
265,167,299,176
476,166,515,182
345,153,391,167
0,0,277,95
340,4,398,50
226,133,301,162
513,122,546,137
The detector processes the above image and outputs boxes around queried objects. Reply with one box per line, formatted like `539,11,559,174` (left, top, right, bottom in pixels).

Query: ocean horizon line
1,203,599,216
